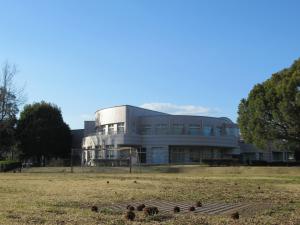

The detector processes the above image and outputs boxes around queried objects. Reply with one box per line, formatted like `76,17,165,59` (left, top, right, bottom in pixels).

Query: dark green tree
17,101,71,165
238,58,300,159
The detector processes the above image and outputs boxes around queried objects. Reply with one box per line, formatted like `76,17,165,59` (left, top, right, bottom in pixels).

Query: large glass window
189,124,201,135
151,147,165,163
140,125,152,135
171,124,184,134
138,148,147,163
272,152,283,161
170,147,186,163
117,123,125,134
155,124,168,135
108,124,114,135
215,127,222,136
203,126,213,136
189,149,200,162
226,128,239,137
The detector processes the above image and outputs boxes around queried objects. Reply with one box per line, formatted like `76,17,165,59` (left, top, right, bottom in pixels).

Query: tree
238,58,300,159
17,101,71,165
0,62,24,158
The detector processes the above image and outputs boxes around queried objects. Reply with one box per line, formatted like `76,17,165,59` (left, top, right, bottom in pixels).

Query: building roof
95,104,234,123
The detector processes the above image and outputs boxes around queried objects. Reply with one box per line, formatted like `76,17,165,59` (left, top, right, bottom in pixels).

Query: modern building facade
82,105,243,165
81,105,295,165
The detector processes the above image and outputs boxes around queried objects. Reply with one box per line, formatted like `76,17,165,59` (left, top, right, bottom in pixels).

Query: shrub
0,161,21,172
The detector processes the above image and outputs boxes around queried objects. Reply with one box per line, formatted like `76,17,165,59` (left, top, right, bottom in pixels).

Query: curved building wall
95,106,127,127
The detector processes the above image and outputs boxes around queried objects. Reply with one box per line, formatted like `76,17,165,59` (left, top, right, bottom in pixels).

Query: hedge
0,160,22,172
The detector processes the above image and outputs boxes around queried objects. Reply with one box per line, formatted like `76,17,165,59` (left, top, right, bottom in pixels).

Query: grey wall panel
141,135,238,148
84,121,96,137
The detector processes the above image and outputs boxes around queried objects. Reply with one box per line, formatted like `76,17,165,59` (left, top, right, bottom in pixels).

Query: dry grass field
0,166,300,225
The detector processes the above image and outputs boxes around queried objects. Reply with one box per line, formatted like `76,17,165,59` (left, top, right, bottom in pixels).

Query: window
151,147,165,164
138,148,147,163
272,152,283,161
189,149,200,162
171,124,184,134
189,124,201,135
105,145,115,158
226,128,239,137
99,125,106,135
108,124,114,135
170,147,186,163
117,123,125,134
287,152,295,160
140,125,152,135
203,126,213,136
155,124,168,135
214,127,222,136
109,151,115,158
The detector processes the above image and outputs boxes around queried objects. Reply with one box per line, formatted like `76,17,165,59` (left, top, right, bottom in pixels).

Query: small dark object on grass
196,201,202,207
137,204,145,211
126,205,135,211
258,186,261,190
107,181,109,184
234,182,237,185
91,206,98,212
134,180,137,183
143,207,159,216
173,206,180,213
153,207,159,214
188,206,195,211
231,212,239,220
125,211,135,221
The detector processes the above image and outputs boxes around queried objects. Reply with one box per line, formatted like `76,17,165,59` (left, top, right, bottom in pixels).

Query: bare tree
0,62,25,121
0,61,25,158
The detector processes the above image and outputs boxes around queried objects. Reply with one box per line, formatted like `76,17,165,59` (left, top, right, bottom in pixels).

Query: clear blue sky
0,0,299,129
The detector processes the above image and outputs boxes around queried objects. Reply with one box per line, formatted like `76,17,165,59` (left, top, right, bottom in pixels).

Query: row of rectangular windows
96,123,239,137
98,123,125,135
140,124,239,137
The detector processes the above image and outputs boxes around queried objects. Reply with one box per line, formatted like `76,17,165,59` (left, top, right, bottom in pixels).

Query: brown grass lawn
0,166,300,225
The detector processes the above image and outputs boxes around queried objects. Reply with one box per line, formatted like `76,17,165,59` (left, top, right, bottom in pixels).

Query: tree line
0,62,71,165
